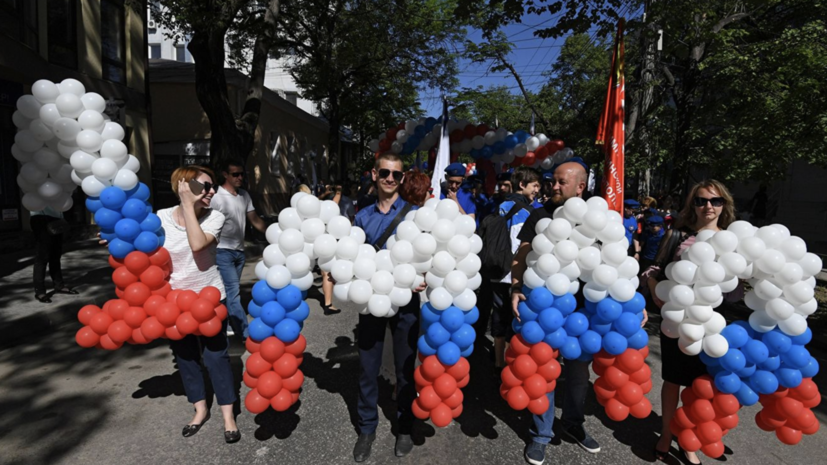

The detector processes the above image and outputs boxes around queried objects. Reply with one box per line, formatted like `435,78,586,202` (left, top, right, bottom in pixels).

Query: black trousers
31,216,65,295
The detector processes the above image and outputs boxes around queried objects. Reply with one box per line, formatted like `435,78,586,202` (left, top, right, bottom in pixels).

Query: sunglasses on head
378,168,404,182
693,196,725,207
229,171,245,178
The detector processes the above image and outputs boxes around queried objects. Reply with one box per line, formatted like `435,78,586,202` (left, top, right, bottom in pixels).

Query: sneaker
226,326,235,337
524,442,546,465
564,425,600,453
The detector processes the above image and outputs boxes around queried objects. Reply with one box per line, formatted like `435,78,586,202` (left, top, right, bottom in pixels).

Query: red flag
596,19,625,212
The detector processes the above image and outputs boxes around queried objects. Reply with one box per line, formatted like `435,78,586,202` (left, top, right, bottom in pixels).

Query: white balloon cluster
255,193,361,294
11,79,94,211
658,221,822,357
524,196,640,302
331,198,483,318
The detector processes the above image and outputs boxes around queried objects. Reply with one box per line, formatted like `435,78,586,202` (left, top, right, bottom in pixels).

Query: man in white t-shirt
210,159,266,339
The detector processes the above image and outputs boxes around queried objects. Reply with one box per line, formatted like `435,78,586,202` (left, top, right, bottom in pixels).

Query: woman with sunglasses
158,166,240,443
645,180,736,464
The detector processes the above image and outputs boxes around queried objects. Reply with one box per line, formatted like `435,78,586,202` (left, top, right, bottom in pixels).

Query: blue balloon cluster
701,322,819,406
86,184,163,259
247,281,310,343
396,118,440,156
418,303,479,366
513,289,648,361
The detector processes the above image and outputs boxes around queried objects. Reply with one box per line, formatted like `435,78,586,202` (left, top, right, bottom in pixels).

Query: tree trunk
327,94,341,184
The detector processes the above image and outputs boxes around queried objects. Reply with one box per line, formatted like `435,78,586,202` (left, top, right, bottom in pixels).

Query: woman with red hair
399,170,432,207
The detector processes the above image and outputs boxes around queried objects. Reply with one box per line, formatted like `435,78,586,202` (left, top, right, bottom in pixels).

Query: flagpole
431,96,451,198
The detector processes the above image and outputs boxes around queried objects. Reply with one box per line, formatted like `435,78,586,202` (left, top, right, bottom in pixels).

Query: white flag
431,97,450,198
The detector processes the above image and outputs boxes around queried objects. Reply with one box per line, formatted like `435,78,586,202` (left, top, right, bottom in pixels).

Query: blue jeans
216,248,248,338
170,319,237,406
530,359,591,444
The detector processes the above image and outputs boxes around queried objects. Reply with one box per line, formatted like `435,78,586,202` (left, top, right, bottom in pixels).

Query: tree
452,85,529,129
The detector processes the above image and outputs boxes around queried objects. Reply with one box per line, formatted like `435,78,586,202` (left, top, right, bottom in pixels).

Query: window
285,91,298,106
48,0,78,69
175,44,187,62
0,0,38,50
149,44,161,59
101,0,126,83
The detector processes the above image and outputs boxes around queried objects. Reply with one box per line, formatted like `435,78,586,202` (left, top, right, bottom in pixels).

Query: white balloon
327,216,352,239
266,265,292,289
55,93,83,118
552,240,578,264
348,280,373,305
702,334,729,358
719,276,740,293
592,264,618,288
545,273,572,296
754,279,783,300
52,118,81,141
352,257,377,281
601,242,628,267
727,220,756,239
737,236,767,261
263,244,286,267
778,236,807,262
100,122,125,141
447,235,471,259
15,130,44,152
286,253,311,277
431,251,456,276
297,194,321,219
375,249,394,272
697,262,726,284
687,241,716,265
756,249,786,275
336,236,360,261
435,199,460,220
662,306,686,324
453,288,477,311
389,287,413,307
454,215,477,238
254,260,269,280
431,218,457,243
300,218,326,243
783,281,815,306
80,92,106,112
794,298,818,316
278,229,305,255
798,253,822,278
20,163,47,184
748,310,777,333
456,254,481,278
766,298,795,321
430,287,453,310
685,305,713,323
21,192,47,211
414,208,438,232
718,252,747,277
112,169,137,191
17,95,42,119
76,129,103,153
313,234,337,258
679,322,705,342
331,259,354,283
669,284,695,307
412,233,437,256
444,270,468,295
582,281,609,302
81,175,107,197
777,313,808,337
523,267,546,289
544,218,572,242
608,278,636,302
563,197,588,223
32,80,60,104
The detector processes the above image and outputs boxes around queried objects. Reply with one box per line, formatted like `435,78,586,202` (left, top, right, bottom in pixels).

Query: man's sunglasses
378,168,404,182
693,196,725,207
228,172,245,178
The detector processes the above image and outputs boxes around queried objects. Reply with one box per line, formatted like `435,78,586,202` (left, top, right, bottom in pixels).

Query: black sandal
54,287,79,295
35,293,52,303
323,304,341,315
653,446,670,462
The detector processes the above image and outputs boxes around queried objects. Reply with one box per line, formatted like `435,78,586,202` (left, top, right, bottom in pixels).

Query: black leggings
31,216,65,295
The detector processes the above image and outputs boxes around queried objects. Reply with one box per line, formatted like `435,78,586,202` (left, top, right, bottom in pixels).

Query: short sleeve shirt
158,207,227,299
209,186,255,251
354,196,419,249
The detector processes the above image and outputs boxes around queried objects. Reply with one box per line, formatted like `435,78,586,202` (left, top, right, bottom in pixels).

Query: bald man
510,160,598,465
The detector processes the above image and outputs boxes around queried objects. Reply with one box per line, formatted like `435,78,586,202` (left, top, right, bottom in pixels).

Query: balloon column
669,375,742,458
243,192,357,413
498,336,561,415
656,222,822,455
503,196,652,420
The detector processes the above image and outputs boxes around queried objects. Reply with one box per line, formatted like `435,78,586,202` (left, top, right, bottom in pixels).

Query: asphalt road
1,256,826,465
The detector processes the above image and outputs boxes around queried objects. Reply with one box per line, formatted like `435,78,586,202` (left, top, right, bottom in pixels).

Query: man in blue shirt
639,215,665,272
352,153,424,462
623,199,641,259
440,162,476,219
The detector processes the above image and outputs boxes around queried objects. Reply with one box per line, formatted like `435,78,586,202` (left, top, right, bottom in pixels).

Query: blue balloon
134,231,160,253
504,135,518,149
538,308,564,333
763,330,792,356
464,306,479,325
800,357,820,378
86,197,103,213
114,218,141,242
528,287,554,311
108,238,134,259
699,351,720,367
561,336,582,360
714,371,742,394
437,341,461,365
460,344,474,358
563,312,589,337
129,183,151,201
414,125,427,138
287,301,310,322
514,130,528,143
521,321,545,344
261,301,286,326
602,331,628,355
247,301,262,318
493,141,506,154
707,364,726,376
596,299,622,322
274,319,301,343
158,231,165,247
440,306,465,332
426,322,451,347
544,327,568,349
781,345,810,369
736,363,756,378
121,198,149,222
627,329,649,350
100,231,117,243
621,293,646,314
759,355,781,371
750,370,779,394
251,280,278,306
589,315,612,336
743,339,769,365
518,301,539,322
735,382,759,406
277,285,302,311
140,213,162,233
613,312,640,338
481,146,494,159
301,290,308,300
720,349,747,372
776,367,802,389
552,293,577,315
417,335,437,356
421,303,442,324
721,324,750,349
100,186,127,210
248,318,274,342
451,324,476,349
579,330,602,354
470,148,481,159
95,208,122,230
732,319,757,338
512,319,523,335
584,300,598,314
424,117,437,130
790,327,813,346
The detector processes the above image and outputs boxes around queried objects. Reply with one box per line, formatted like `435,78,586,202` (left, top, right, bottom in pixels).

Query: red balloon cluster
671,375,741,458
412,355,470,427
755,377,820,445
499,336,561,415
109,249,174,299
593,347,653,421
243,335,306,413
75,284,227,350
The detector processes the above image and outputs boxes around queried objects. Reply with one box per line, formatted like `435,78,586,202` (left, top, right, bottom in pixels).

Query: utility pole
639,0,657,197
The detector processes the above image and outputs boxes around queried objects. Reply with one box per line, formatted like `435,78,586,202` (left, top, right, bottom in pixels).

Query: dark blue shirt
641,227,665,260
440,187,477,216
354,195,419,249
623,215,638,246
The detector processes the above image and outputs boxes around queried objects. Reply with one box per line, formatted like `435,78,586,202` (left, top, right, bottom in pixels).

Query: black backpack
478,201,533,280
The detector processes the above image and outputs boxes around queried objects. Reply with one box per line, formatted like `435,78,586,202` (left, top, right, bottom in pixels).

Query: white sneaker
226,326,235,336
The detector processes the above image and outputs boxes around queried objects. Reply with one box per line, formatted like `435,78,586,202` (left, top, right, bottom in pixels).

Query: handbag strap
372,202,413,251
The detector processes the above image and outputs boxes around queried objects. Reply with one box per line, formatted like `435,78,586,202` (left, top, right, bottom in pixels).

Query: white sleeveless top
158,207,226,299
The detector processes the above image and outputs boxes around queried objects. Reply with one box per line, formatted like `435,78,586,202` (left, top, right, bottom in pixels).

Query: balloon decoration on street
593,347,653,421
498,336,561,415
368,118,573,170
669,375,742,458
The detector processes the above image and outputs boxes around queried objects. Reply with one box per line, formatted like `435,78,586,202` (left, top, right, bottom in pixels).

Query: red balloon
78,305,101,326
716,413,739,430
156,302,181,327
449,129,464,144
431,403,453,428
629,364,651,385
131,328,150,345
245,389,270,414
546,380,557,393
639,345,650,359
246,353,272,378
176,290,199,312
523,374,548,400
89,312,114,336
257,371,283,399
112,267,138,289
507,386,530,410
109,255,125,269
755,411,774,432
593,362,607,377
139,265,167,289
414,367,431,390
701,440,725,458
536,145,549,160
214,304,228,321
476,124,490,136
602,397,628,421
260,337,286,363
151,282,171,297
143,295,166,316
529,342,555,366
790,378,819,402
691,375,716,400
107,299,130,320
164,325,184,340
451,403,463,418
713,393,740,417
759,408,787,429
273,353,299,378
140,317,165,340
617,382,644,406
107,320,132,343
147,247,170,268
603,366,630,390
422,355,446,381
442,387,464,409
536,359,562,383
778,397,804,418
166,289,181,304
616,349,645,374
434,374,458,400
678,428,702,452
246,338,261,353
412,398,430,420
630,397,652,419
681,387,698,407
522,152,536,166
593,350,616,367
463,124,477,140
446,357,470,380
419,385,442,411
199,317,223,337
385,127,399,140
512,355,538,380
527,395,550,415
243,371,258,389
378,138,392,152
690,399,716,423
114,288,124,299
123,282,151,307
593,376,617,401
123,306,147,329
457,374,470,389
282,370,304,392
284,334,307,357
639,379,653,395
500,366,522,389
76,326,100,348
696,420,723,444
801,415,820,435
124,251,151,276
509,334,532,354
673,407,696,430
175,312,199,335
199,286,222,305
189,298,217,323
99,334,123,350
